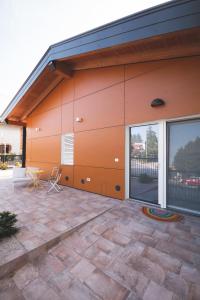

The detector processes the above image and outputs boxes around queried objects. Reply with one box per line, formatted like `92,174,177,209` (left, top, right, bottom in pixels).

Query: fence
0,154,22,166
130,157,158,178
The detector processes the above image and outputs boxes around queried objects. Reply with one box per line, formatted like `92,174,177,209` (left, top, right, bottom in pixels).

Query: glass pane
167,119,200,213
130,124,158,204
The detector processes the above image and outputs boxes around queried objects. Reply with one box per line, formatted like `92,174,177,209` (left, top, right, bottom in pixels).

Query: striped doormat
142,206,183,222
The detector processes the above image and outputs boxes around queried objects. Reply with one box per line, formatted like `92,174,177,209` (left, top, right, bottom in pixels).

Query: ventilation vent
61,133,74,165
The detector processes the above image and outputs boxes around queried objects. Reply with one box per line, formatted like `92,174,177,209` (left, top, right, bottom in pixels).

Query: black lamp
151,98,165,107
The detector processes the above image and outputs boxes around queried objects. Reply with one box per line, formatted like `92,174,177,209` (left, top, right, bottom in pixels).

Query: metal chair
47,166,60,182
47,168,62,194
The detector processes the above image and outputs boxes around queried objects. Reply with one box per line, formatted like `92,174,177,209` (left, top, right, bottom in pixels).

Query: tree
174,137,200,175
131,133,142,143
146,126,158,157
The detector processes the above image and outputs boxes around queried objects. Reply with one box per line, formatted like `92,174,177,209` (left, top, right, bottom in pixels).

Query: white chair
12,167,32,186
47,171,62,194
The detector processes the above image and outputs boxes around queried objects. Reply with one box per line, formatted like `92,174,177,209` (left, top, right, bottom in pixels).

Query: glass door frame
125,120,166,208
125,114,200,211
166,117,200,215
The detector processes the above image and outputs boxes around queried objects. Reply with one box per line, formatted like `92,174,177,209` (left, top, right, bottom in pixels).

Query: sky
0,0,168,115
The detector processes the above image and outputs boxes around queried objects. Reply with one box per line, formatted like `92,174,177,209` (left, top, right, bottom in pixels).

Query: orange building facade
25,56,200,201
1,0,200,214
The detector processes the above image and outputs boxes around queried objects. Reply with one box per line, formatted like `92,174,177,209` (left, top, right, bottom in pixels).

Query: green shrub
0,211,18,239
138,173,153,183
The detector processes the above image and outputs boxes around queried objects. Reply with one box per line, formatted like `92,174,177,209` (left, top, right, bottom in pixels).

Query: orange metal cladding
26,56,200,200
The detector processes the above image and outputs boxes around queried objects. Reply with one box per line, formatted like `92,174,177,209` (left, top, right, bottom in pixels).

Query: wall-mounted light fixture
75,117,83,123
35,127,41,132
151,98,165,107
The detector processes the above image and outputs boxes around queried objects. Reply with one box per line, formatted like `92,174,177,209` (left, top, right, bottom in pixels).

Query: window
61,133,74,165
0,144,12,154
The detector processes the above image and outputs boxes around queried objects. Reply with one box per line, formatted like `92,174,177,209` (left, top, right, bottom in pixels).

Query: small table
28,169,44,190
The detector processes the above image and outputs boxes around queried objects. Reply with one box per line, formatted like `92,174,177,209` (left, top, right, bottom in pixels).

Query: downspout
22,126,26,168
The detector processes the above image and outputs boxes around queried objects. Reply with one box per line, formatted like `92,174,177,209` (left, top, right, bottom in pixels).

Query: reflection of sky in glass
169,120,200,165
131,124,158,144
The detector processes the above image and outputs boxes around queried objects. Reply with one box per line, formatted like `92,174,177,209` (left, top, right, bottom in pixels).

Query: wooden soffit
7,61,72,122
64,27,200,70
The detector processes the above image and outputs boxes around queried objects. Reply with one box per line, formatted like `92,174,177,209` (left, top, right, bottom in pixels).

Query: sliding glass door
130,124,159,204
167,119,200,214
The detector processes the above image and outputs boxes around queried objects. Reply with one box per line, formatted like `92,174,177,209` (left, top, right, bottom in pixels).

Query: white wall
0,124,22,154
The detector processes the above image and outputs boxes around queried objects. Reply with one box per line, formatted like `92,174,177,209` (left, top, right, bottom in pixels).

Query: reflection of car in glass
182,177,200,186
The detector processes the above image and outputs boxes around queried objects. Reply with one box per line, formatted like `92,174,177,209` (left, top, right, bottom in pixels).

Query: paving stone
0,278,25,300
139,234,157,247
172,237,200,254
144,246,182,273
126,253,166,284
62,232,99,255
13,263,38,289
22,278,60,300
92,223,109,235
0,288,24,300
153,230,170,241
85,269,129,300
143,281,174,300
106,258,149,297
180,264,200,284
36,254,65,281
47,269,73,293
164,271,189,298
189,284,200,300
156,240,196,265
102,228,131,246
70,258,96,282
60,279,100,300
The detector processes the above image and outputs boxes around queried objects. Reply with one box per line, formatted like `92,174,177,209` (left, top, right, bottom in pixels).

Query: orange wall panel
61,102,73,133
30,83,62,117
60,78,74,104
60,165,74,187
31,135,60,163
74,166,124,199
74,65,124,99
74,83,124,132
74,126,124,169
125,57,200,125
29,107,61,138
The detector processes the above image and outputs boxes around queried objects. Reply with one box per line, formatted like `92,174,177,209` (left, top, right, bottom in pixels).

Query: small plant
15,161,21,167
0,162,8,170
139,173,153,183
0,211,19,239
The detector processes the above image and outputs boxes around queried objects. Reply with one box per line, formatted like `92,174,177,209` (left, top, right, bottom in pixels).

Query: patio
0,172,200,299
0,171,117,278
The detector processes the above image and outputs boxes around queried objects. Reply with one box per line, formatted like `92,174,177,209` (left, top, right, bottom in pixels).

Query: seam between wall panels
123,64,125,126
74,165,124,170
27,124,125,140
73,80,124,103
27,161,124,171
73,78,75,185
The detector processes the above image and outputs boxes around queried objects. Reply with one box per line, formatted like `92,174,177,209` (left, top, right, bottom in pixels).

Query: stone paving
0,175,117,277
0,188,200,299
